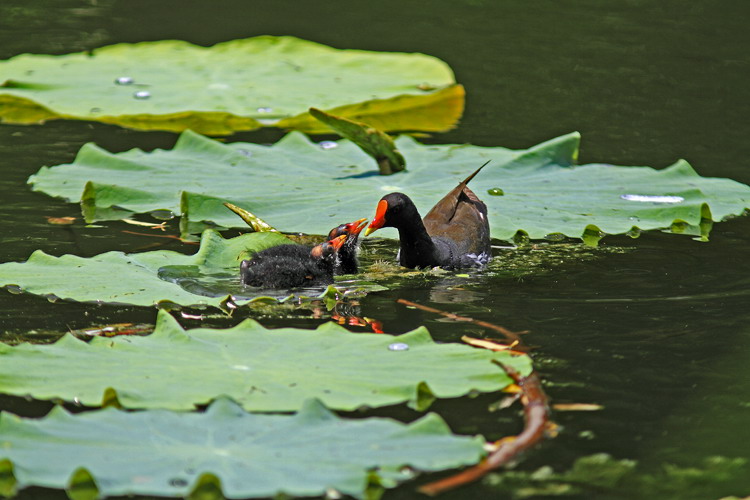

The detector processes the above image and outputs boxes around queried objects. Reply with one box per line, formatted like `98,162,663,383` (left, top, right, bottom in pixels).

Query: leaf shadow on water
333,170,387,180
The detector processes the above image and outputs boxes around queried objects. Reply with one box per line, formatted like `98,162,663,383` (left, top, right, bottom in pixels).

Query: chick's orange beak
312,235,346,258
364,200,388,237
347,218,369,236
329,234,347,250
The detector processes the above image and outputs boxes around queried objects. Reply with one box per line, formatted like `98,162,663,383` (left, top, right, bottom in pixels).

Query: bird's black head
363,192,419,235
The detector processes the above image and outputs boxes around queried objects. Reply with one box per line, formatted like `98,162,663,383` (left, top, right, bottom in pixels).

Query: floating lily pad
0,36,463,134
0,310,532,411
0,229,376,308
0,398,485,500
29,130,750,243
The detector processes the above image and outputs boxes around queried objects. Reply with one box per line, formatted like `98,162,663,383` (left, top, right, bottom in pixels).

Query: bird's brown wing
423,164,491,257
422,163,488,227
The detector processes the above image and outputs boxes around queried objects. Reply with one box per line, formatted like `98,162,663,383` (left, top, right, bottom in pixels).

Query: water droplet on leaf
388,342,409,351
620,194,684,203
150,209,175,220
626,227,641,238
115,76,134,85
256,107,273,113
325,488,342,499
133,90,151,100
487,188,504,196
399,466,416,478
545,233,566,241
318,141,338,150
168,478,189,487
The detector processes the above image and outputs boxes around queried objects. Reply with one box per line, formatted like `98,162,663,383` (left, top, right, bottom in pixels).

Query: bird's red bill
347,218,369,236
364,200,388,236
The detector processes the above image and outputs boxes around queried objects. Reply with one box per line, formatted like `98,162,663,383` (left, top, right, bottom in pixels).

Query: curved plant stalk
394,298,553,494
419,366,555,495
396,298,525,344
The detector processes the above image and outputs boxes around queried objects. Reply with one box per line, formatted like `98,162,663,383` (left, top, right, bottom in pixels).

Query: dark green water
1,0,749,498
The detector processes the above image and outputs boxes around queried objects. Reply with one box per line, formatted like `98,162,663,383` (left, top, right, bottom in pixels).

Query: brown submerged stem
419,366,552,496
395,298,525,343
396,298,553,495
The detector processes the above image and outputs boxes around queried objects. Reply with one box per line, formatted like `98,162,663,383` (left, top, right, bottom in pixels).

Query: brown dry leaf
496,395,520,410
502,384,522,394
46,216,76,225
462,335,518,351
544,422,561,438
71,323,154,338
552,403,604,412
122,219,167,231
121,230,198,244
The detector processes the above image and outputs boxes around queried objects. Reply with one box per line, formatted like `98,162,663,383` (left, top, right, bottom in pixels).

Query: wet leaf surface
28,131,750,243
0,229,382,308
0,310,532,412
0,398,485,499
0,36,462,134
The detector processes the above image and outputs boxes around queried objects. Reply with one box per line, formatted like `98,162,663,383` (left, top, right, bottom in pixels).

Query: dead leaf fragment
552,403,604,412
462,335,519,352
71,323,154,338
122,219,167,231
46,216,76,225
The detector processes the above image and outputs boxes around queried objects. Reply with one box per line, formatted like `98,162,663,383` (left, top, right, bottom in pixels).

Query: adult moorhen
363,162,491,269
240,235,346,288
327,218,368,274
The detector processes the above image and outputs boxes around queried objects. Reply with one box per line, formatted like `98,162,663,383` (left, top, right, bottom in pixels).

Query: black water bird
364,162,491,269
327,218,368,274
240,235,346,288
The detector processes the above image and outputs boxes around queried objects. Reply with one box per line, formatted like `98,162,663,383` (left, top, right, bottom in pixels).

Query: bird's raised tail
458,160,491,188
423,160,491,226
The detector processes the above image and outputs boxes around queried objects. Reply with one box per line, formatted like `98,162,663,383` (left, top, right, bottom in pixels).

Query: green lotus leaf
0,36,463,135
0,310,532,412
0,398,485,499
29,130,750,243
0,229,376,308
